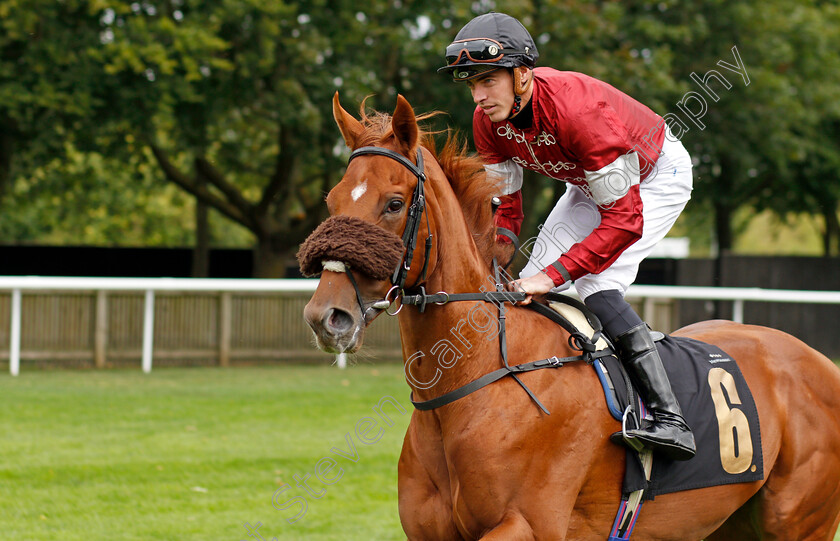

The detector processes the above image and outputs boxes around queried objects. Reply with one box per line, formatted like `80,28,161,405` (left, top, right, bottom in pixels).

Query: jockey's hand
505,272,555,305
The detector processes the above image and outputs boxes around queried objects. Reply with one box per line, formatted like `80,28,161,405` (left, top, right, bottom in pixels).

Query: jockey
439,12,696,461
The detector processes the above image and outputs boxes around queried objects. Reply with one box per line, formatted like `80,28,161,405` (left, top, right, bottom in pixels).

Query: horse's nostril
325,308,354,335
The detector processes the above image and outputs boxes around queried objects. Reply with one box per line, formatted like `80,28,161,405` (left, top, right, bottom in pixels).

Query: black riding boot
610,323,696,461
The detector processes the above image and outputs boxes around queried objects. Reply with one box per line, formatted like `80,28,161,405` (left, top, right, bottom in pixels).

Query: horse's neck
397,176,507,402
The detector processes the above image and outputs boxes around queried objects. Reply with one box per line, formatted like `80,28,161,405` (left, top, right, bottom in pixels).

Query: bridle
343,145,432,319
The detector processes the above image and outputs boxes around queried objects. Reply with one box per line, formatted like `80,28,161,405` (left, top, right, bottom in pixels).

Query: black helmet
439,12,539,81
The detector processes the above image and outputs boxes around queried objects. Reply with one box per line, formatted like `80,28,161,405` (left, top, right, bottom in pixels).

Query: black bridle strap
348,146,430,290
410,349,614,410
493,259,549,414
404,281,612,413
345,267,366,315
349,146,425,178
401,290,527,313
495,227,520,270
345,267,382,323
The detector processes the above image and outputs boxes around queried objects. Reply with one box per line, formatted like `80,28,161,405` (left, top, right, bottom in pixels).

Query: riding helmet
439,12,539,81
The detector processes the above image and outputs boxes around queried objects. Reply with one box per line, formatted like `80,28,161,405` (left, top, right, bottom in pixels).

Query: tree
80,0,476,276
3,0,839,273
0,0,219,249
0,0,105,198
2,0,467,275
89,1,332,276
622,0,840,258
751,3,840,256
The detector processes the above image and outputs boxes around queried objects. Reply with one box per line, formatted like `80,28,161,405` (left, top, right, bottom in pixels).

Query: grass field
3,363,839,541
0,363,411,541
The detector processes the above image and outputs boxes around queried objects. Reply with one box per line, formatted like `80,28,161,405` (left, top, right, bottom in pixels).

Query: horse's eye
386,199,404,213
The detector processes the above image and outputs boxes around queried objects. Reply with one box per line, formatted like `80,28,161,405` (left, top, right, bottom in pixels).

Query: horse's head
299,93,442,353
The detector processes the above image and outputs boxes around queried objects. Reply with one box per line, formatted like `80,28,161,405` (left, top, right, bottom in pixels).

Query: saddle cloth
549,301,764,499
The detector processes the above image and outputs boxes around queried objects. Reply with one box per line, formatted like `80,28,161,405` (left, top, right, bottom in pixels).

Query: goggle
444,38,527,66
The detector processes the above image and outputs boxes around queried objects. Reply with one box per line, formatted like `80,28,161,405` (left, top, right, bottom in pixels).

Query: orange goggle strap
444,38,529,66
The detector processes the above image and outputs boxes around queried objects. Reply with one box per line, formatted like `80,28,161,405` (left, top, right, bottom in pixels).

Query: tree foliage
2,0,839,276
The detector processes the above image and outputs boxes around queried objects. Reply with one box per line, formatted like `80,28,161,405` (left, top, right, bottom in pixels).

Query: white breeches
519,134,694,300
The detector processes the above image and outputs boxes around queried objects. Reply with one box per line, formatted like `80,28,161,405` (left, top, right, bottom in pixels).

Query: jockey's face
467,69,515,123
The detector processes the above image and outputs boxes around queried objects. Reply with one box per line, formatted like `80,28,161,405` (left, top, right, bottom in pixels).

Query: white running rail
3,276,840,376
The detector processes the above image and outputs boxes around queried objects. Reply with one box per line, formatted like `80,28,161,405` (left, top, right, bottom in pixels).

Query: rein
406,283,612,414
341,145,612,415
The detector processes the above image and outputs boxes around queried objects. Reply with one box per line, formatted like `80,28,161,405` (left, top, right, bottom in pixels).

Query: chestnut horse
301,93,840,540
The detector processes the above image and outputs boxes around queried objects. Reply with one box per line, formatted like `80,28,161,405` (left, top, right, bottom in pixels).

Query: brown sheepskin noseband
297,215,406,281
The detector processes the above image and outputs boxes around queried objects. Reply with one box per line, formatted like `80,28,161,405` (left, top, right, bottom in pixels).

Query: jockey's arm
542,151,644,287
485,159,525,243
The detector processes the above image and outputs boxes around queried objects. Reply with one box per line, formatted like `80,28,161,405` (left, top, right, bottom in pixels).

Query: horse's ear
333,92,364,149
392,94,418,157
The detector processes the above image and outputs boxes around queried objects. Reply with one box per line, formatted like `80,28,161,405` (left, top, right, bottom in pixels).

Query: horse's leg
709,485,840,541
704,495,762,541
692,324,840,541
707,498,840,541
398,415,463,541
751,443,840,541
477,511,535,541
750,342,840,540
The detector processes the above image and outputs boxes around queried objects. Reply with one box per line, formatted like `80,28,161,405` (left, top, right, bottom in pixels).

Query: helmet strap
509,67,530,118
511,94,522,117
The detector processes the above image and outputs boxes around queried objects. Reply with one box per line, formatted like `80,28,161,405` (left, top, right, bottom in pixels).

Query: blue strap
607,499,644,540
593,360,625,420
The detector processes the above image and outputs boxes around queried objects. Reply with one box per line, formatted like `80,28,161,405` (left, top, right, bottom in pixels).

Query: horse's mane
354,102,510,266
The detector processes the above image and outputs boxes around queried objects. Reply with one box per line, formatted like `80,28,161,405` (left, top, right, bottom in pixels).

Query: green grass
3,363,839,541
0,363,411,541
